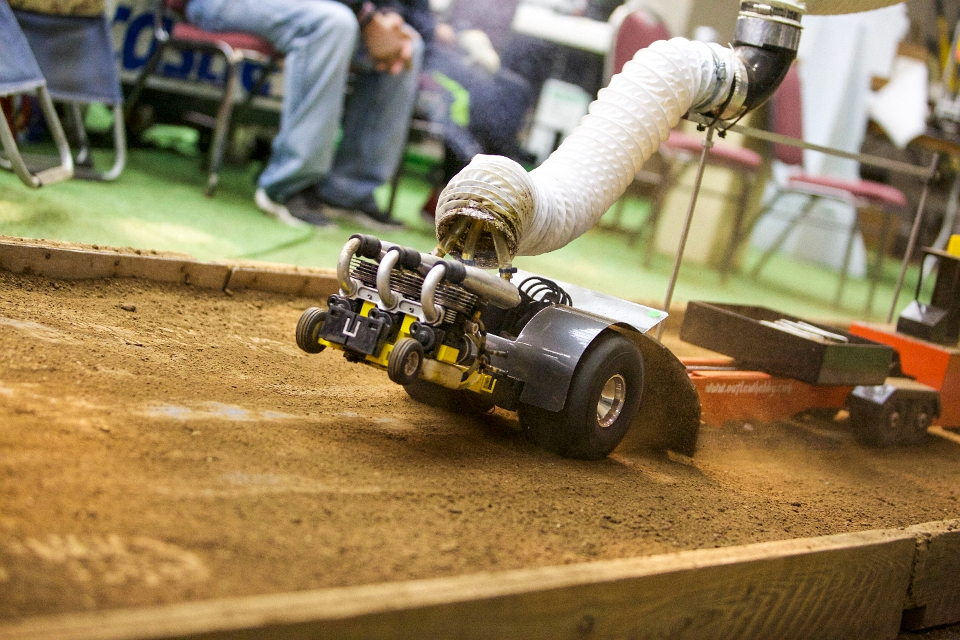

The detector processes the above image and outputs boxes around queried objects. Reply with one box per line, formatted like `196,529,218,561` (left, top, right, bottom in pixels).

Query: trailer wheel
853,400,904,447
901,402,935,445
403,379,496,414
296,307,327,354
519,332,644,460
388,338,424,385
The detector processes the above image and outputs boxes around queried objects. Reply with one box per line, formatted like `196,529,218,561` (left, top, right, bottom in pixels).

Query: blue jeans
186,0,423,205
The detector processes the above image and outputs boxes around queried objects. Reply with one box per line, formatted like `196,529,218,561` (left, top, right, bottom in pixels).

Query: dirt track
2,269,960,621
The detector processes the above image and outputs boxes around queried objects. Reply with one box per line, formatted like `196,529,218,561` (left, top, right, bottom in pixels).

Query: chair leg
605,195,627,232
720,173,756,282
749,194,815,280
68,103,92,167
386,158,404,217
833,209,861,307
100,103,127,182
0,86,74,187
124,40,168,119
864,208,893,316
386,116,413,217
205,54,241,198
641,165,679,266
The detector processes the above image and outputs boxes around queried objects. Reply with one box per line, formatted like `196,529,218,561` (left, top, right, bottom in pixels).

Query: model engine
296,234,525,406
295,234,700,460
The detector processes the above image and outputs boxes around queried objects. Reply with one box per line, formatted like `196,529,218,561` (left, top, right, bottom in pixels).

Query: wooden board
2,239,959,639
0,238,339,299
0,529,916,640
225,267,338,300
903,520,960,630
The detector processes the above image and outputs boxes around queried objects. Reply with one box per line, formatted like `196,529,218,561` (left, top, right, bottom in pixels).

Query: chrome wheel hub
597,374,626,429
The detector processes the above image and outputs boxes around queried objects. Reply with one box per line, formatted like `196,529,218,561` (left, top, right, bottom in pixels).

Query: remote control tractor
296,234,700,460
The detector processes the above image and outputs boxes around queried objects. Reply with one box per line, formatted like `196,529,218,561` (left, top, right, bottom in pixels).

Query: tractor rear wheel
519,332,644,460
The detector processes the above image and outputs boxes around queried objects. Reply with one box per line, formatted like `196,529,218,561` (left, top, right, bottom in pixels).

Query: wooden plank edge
903,519,960,630
929,426,960,446
0,240,338,299
0,527,919,640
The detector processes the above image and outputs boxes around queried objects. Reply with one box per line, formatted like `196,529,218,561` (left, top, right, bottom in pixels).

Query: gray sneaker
255,188,334,228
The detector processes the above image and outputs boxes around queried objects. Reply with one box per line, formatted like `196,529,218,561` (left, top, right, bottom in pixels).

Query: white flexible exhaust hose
436,39,737,267
435,0,907,268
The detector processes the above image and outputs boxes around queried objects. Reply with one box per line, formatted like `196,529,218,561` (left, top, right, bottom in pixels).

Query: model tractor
848,236,960,444
296,234,700,460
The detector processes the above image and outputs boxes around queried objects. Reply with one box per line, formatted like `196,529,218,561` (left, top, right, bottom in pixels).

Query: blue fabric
0,2,46,96
13,9,122,105
419,43,532,165
187,0,423,205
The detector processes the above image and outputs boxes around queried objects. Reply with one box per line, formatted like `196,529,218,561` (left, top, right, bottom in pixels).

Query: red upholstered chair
601,10,764,266
747,64,907,310
125,0,281,196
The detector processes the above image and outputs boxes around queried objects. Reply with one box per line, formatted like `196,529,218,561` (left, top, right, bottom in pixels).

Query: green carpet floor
0,142,923,324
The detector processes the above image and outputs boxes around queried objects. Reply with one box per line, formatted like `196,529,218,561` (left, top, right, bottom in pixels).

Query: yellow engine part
363,302,418,368
321,303,479,388
460,370,496,395
436,344,460,364
948,235,960,257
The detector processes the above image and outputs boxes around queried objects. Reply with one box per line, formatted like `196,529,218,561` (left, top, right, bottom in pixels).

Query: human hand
435,22,456,45
363,11,415,75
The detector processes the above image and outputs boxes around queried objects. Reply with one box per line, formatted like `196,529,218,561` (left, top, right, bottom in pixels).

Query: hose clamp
717,53,750,120
735,14,802,50
739,2,803,27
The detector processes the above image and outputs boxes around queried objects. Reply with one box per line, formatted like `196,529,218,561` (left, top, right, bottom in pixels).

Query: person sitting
184,0,425,228
409,0,535,220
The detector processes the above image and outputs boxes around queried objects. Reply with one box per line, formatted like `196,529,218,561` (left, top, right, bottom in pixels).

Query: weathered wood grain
224,267,338,300
0,239,340,298
0,529,916,640
0,241,230,290
903,519,960,630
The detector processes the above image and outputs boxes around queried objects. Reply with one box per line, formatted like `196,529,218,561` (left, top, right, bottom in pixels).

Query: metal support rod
657,126,716,340
687,113,936,180
887,153,941,324
933,165,960,252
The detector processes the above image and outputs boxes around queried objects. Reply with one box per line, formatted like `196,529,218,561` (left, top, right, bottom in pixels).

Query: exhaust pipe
433,0,898,269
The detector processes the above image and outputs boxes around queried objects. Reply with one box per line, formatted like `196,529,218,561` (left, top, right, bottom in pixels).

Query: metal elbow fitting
721,1,802,119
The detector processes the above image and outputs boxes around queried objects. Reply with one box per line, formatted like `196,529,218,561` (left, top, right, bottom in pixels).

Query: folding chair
0,0,73,187
599,8,765,259
125,0,280,196
12,5,126,181
747,65,907,310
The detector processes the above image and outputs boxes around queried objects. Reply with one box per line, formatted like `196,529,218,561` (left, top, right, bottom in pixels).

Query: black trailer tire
519,332,644,460
853,400,904,447
296,307,327,354
403,378,496,414
388,338,424,385
901,401,935,445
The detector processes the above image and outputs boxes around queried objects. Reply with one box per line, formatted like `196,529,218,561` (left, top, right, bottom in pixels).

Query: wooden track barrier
3,239,960,639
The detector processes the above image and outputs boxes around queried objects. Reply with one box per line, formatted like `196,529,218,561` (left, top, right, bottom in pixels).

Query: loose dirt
2,270,959,621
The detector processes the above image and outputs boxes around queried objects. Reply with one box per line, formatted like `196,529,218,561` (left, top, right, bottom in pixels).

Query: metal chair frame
10,8,127,182
0,1,74,188
0,88,74,187
125,0,278,196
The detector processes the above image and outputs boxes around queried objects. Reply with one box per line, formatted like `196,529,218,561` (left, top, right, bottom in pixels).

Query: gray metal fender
486,305,701,455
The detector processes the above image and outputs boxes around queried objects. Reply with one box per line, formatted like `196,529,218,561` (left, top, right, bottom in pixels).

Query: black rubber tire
387,338,424,385
403,378,497,414
853,400,903,447
901,402,934,446
519,332,644,460
296,307,327,354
